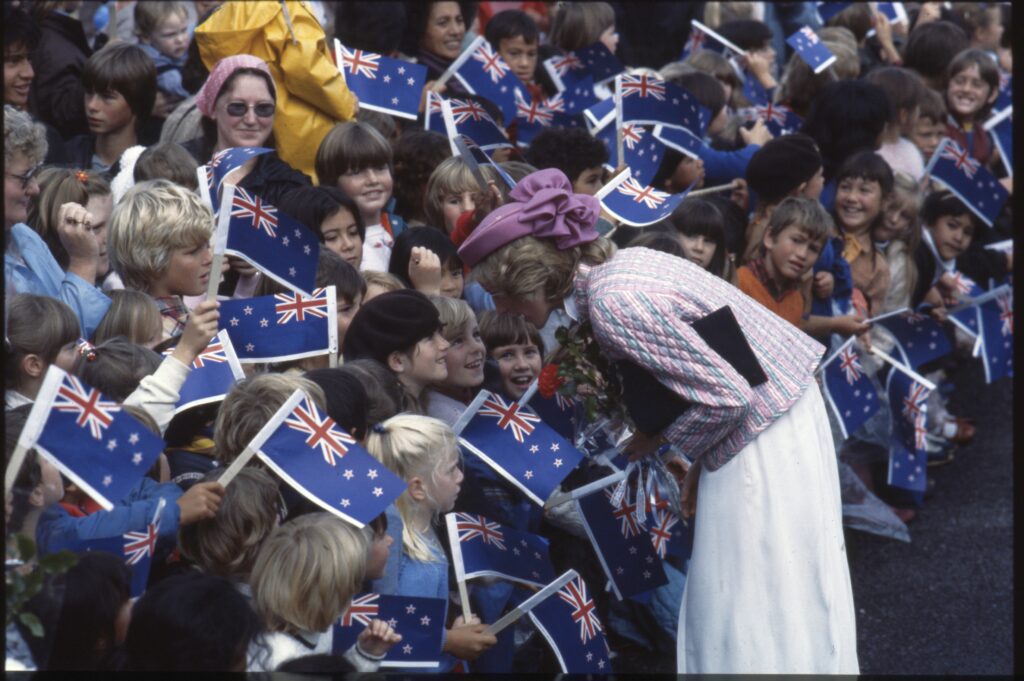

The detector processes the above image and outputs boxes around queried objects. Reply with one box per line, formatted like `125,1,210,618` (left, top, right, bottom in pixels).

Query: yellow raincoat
194,0,357,183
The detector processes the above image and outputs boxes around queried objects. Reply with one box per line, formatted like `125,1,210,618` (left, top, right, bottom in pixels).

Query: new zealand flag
196,146,273,215
332,593,447,668
169,330,245,414
527,572,613,673
454,390,585,506
977,285,1013,383
594,122,666,187
819,338,880,440
786,26,836,74
248,390,405,527
596,170,692,227
870,307,952,370
334,40,427,120
218,287,337,363
445,36,523,121
445,512,556,588
19,367,165,510
885,367,930,493
74,499,166,597
925,138,1009,227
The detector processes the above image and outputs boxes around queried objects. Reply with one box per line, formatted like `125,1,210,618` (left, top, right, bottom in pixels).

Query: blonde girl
423,157,501,236
365,414,496,665
92,289,163,348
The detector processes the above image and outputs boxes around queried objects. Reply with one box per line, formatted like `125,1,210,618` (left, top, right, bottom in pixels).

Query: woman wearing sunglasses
186,54,310,207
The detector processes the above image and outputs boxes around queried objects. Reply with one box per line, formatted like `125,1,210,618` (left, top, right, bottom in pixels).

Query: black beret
745,133,823,205
342,289,441,365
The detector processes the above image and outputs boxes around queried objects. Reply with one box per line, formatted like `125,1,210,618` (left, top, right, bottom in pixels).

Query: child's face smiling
497,35,537,86
439,322,485,389
929,214,974,260
337,166,393,225
947,63,996,120
422,1,466,60
491,342,542,399
835,176,883,236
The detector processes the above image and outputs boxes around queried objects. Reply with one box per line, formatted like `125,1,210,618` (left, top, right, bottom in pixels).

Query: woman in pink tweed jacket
459,169,858,674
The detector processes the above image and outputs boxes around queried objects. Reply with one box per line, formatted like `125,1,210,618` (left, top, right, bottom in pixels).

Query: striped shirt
573,248,825,471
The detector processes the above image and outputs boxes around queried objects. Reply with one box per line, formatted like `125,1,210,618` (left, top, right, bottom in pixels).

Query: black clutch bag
616,305,768,435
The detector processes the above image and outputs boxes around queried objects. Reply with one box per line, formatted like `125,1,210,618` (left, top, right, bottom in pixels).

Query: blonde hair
362,270,406,296
214,374,326,464
365,414,458,562
888,171,923,252
178,468,280,580
548,2,615,52
685,50,745,110
107,179,213,292
430,295,475,343
471,236,615,302
423,157,500,232
93,289,162,346
251,513,367,635
134,1,188,38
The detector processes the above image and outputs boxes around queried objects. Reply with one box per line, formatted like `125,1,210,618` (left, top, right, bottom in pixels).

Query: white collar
562,292,580,323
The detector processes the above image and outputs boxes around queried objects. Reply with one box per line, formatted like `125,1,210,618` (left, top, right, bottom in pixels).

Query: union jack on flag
622,123,642,149
471,40,508,83
901,381,928,422
53,374,119,440
191,340,228,369
620,74,666,100
452,512,506,549
756,102,789,127
799,25,819,43
607,489,641,538
549,53,582,76
912,413,928,451
617,177,668,209
338,45,380,79
230,186,278,238
341,593,380,626
478,393,542,443
838,345,863,385
939,140,981,179
275,288,330,324
449,98,492,124
123,523,158,565
998,295,1013,336
648,508,679,558
284,396,356,467
557,576,603,644
516,96,556,126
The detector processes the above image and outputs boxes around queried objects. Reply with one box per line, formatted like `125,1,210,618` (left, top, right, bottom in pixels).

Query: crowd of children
4,0,1013,673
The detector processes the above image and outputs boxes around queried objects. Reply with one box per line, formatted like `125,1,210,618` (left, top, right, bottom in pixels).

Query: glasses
224,102,275,118
5,162,42,190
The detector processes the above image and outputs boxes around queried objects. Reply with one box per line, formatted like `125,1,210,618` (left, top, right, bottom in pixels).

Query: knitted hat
195,54,275,118
745,134,823,205
342,289,441,365
457,168,601,267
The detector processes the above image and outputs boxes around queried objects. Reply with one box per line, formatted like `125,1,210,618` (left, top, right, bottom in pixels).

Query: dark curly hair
525,126,609,185
392,129,451,224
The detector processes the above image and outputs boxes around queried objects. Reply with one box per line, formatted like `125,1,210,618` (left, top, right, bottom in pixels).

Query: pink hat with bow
195,54,276,118
457,168,601,267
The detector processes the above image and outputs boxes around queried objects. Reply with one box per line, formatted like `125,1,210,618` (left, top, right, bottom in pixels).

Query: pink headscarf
194,54,276,118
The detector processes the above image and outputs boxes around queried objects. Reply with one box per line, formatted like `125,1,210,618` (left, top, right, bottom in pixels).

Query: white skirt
676,386,859,674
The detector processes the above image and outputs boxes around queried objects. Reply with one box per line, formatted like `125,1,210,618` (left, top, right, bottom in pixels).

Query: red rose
538,363,564,398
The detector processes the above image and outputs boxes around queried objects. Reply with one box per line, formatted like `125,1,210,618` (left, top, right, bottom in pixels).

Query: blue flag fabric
522,391,579,441
746,102,804,137
513,91,562,146
652,124,706,160
21,368,164,510
594,123,665,187
218,287,337,363
583,97,616,131
876,2,908,25
885,368,930,493
678,19,743,61
334,40,426,120
871,307,952,370
571,40,625,85
169,330,245,414
559,74,599,120
333,593,446,668
197,146,273,215
994,69,1011,115
73,500,166,598
250,391,405,527
643,487,691,560
447,36,523,121
527,573,613,673
739,66,770,107
984,107,1012,177
542,53,586,92
577,486,668,600
445,512,556,588
925,138,1009,227
216,184,320,296
596,171,691,227
617,74,708,131
430,92,514,151
819,339,880,440
786,26,836,74
455,391,585,506
977,287,1013,383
